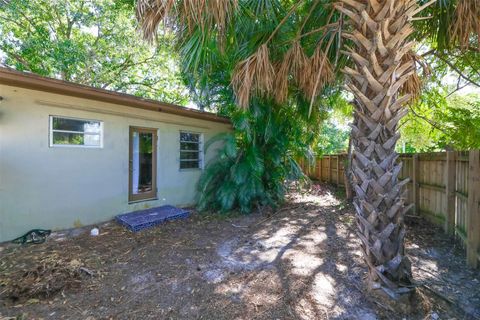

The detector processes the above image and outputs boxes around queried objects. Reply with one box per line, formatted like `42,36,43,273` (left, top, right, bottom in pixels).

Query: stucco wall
0,84,231,242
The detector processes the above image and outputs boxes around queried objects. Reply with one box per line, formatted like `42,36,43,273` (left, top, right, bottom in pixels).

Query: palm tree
136,0,478,299
335,0,426,298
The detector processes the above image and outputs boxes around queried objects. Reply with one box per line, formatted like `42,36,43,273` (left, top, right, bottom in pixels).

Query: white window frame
179,130,204,170
49,115,104,148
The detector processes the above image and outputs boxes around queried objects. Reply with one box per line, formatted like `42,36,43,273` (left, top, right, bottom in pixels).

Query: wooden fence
299,151,480,269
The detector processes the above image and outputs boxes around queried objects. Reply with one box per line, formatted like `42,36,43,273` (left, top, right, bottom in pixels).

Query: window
180,131,203,169
50,116,103,147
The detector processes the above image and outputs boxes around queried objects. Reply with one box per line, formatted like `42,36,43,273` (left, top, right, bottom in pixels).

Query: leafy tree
316,121,349,155
398,89,480,152
440,94,480,149
136,0,477,297
0,0,188,104
315,93,352,155
415,0,480,90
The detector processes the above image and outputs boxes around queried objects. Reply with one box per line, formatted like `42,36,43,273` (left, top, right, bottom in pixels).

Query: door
129,127,157,202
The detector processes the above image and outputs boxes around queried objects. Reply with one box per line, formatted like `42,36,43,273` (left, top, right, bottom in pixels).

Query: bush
197,100,312,213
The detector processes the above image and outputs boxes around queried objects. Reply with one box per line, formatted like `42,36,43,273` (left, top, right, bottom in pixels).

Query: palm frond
401,51,432,102
231,44,275,108
136,0,176,42
302,46,334,102
449,0,480,51
136,0,237,42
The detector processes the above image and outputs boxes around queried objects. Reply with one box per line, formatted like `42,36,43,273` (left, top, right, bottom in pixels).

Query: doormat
116,205,190,232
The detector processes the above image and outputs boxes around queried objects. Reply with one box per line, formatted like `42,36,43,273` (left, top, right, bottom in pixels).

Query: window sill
179,168,203,172
49,144,103,149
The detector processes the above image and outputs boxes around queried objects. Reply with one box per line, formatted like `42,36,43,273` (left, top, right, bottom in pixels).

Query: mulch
0,184,479,320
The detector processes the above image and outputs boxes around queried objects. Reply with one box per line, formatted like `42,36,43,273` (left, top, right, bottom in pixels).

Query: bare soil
1,184,479,320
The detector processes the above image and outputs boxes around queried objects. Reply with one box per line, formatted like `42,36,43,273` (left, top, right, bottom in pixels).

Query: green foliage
162,1,347,213
164,0,349,112
439,94,480,149
0,0,188,104
197,99,314,214
316,121,349,155
314,93,352,155
398,87,480,152
413,0,458,51
413,0,480,96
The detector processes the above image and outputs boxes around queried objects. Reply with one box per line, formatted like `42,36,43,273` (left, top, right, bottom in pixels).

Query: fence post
445,151,456,235
329,155,332,183
336,155,340,186
467,150,480,268
412,154,420,215
344,153,354,200
320,156,323,181
319,158,323,182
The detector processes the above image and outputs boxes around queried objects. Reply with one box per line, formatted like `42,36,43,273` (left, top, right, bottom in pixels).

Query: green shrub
197,100,311,213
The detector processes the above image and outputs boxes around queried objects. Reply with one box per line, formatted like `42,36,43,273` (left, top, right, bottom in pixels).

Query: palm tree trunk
344,131,354,201
337,0,420,297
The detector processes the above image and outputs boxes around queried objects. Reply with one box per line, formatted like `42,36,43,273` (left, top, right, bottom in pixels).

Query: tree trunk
344,132,354,201
337,0,420,298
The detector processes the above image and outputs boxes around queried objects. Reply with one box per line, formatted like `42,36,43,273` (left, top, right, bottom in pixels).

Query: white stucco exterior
0,84,231,242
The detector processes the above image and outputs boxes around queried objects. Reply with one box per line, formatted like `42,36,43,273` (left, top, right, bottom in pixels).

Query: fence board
300,150,480,269
445,151,456,234
467,151,480,268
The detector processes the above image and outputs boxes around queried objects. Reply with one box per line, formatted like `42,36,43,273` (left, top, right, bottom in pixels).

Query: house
0,67,231,242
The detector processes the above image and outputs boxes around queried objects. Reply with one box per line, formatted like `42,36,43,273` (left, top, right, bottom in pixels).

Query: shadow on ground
1,184,479,319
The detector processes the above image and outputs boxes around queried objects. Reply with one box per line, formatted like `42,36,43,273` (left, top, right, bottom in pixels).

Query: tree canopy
398,89,480,152
0,0,189,104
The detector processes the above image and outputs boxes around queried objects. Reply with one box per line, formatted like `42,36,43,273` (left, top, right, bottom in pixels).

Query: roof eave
0,67,230,125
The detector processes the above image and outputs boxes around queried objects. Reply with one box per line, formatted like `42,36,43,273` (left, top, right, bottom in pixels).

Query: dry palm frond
136,0,176,42
273,41,308,104
232,44,275,108
302,46,334,101
450,0,480,51
136,0,237,41
253,44,275,96
208,0,237,34
400,51,428,101
180,0,206,33
274,61,289,104
232,56,255,108
286,41,310,87
207,0,238,50
401,70,421,101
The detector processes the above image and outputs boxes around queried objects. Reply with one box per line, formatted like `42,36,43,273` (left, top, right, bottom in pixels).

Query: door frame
128,126,158,202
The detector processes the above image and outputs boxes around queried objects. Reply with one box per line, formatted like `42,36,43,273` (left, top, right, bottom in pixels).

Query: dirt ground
1,184,479,320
